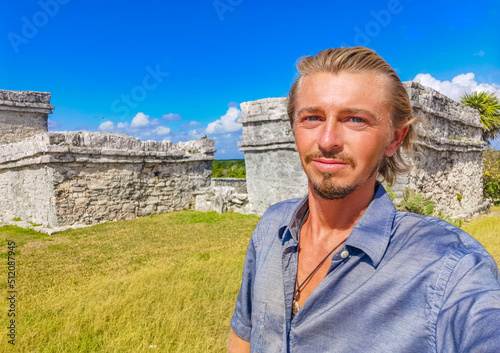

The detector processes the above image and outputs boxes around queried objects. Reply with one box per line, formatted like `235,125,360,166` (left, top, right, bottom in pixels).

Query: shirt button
341,250,349,259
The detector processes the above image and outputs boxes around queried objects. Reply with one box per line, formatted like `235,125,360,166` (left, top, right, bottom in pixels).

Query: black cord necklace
292,212,348,319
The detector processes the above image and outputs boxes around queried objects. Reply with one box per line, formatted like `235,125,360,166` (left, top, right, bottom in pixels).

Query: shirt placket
281,228,298,353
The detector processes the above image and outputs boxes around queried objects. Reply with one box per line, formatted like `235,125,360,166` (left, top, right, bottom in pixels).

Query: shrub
397,189,464,227
400,188,434,216
483,148,500,203
437,210,464,228
384,186,396,201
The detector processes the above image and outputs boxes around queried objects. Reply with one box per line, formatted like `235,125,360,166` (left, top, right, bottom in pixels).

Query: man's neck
305,178,377,242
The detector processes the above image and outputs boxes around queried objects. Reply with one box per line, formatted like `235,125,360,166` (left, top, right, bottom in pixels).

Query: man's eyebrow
296,107,324,116
296,107,380,120
339,108,379,120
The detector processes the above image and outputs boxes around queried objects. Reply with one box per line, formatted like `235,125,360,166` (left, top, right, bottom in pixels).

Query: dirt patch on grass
23,237,69,253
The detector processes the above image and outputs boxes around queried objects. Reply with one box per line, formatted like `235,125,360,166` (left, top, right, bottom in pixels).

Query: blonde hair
287,46,418,185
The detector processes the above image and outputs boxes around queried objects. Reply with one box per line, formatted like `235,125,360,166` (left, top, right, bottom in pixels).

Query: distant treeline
212,159,245,178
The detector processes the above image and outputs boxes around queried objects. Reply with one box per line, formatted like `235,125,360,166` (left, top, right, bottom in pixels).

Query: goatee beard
312,177,361,200
307,153,380,200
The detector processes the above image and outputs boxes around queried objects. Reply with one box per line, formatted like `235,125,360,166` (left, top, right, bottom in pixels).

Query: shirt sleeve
436,251,500,352
230,233,257,342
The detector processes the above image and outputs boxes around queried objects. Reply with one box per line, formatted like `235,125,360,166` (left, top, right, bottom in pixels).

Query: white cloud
413,72,500,102
181,121,201,128
189,129,204,139
474,50,485,56
162,113,182,121
48,118,60,130
205,107,242,134
98,121,115,131
153,126,171,135
97,112,170,140
212,131,243,159
131,112,157,127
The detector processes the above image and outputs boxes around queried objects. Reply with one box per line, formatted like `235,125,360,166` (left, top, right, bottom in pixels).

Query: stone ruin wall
239,82,489,218
0,90,52,144
0,83,490,229
0,90,215,229
239,98,307,215
392,82,487,217
210,177,247,194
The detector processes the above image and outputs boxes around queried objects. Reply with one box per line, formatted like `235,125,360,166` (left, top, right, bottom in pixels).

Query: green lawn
0,211,259,352
463,206,500,262
0,210,499,352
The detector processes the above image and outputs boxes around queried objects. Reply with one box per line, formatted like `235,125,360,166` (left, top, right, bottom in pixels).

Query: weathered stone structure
239,82,489,218
239,98,308,214
0,90,215,229
0,83,490,230
194,178,250,214
210,177,247,194
194,184,250,214
0,90,53,144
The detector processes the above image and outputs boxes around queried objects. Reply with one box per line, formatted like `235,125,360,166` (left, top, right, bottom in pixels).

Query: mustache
304,151,356,168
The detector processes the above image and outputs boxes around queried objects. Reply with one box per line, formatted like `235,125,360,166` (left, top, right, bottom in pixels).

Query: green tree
461,91,500,142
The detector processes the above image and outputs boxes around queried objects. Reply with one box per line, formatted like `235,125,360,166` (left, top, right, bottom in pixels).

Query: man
228,47,500,352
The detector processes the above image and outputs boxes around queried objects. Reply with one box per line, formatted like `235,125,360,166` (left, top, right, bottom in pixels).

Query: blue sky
1,0,499,158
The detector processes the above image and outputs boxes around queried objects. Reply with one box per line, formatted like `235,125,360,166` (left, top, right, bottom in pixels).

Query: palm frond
461,91,500,142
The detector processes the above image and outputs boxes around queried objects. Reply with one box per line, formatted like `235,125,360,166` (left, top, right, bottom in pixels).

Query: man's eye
349,117,365,123
305,116,320,121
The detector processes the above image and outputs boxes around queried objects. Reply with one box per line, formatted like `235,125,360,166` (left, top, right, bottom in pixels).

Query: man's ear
384,126,409,157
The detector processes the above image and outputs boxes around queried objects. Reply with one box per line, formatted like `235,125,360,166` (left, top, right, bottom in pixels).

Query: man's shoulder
394,211,496,265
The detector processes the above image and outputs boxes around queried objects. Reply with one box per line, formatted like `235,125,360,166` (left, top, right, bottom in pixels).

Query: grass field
0,209,499,352
462,206,500,262
0,211,259,352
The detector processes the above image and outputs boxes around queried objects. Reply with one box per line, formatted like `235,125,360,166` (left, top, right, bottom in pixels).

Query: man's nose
318,120,344,152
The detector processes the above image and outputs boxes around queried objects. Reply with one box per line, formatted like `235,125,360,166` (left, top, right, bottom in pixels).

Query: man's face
293,71,404,200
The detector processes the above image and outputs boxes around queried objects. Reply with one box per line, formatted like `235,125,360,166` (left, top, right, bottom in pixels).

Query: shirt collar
279,183,396,267
346,183,397,267
278,194,308,242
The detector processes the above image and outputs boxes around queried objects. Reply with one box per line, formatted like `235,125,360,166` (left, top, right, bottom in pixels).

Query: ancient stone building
0,89,52,144
0,89,215,229
239,82,489,218
0,83,490,229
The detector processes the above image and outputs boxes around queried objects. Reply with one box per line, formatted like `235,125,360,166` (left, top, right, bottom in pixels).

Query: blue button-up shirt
231,184,500,352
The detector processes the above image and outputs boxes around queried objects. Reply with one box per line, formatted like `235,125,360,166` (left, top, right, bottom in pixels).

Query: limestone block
195,194,213,212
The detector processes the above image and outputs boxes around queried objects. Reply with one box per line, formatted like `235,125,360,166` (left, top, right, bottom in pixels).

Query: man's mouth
312,158,349,171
